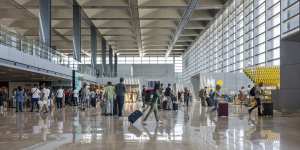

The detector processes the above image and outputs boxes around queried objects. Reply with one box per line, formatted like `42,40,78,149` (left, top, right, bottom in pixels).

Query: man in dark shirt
115,77,126,116
165,84,172,97
142,85,146,108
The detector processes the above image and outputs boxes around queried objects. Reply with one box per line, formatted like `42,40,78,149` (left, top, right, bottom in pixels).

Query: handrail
0,25,96,77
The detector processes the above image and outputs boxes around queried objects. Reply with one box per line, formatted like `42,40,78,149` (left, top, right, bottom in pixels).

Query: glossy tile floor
0,101,300,150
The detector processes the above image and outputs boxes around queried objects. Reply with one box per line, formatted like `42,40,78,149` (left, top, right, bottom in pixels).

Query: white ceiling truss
0,0,228,57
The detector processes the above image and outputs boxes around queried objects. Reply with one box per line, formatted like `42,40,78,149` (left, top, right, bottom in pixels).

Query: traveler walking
238,86,247,105
90,89,97,108
73,89,79,107
31,84,41,112
199,87,208,106
248,83,263,116
164,84,172,101
48,88,54,111
103,82,115,115
142,83,162,125
115,77,126,117
40,85,50,113
0,88,5,113
16,86,25,112
80,83,90,110
56,87,64,111
183,87,191,107
211,85,222,111
177,91,182,104
142,85,146,108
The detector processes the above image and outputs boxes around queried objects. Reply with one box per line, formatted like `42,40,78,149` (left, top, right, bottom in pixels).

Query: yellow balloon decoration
243,66,280,87
216,80,223,86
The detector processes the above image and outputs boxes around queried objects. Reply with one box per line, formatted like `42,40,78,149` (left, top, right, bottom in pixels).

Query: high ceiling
0,0,228,57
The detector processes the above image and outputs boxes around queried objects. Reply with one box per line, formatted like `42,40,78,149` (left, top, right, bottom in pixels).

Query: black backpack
145,89,154,104
249,87,256,96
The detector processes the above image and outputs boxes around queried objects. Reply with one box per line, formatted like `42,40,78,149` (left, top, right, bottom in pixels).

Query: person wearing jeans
116,95,124,116
142,83,162,125
31,84,40,112
114,78,126,116
104,82,115,115
248,83,263,116
73,89,79,107
56,87,64,110
211,85,222,112
16,86,25,112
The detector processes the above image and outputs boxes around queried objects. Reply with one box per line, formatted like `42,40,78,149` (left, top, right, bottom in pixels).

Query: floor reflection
0,102,299,149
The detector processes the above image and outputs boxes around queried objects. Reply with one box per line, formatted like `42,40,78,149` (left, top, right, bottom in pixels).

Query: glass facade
281,0,300,37
183,0,281,81
65,56,183,73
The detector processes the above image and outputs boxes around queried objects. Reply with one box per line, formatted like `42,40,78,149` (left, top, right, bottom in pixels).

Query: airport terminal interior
0,0,300,149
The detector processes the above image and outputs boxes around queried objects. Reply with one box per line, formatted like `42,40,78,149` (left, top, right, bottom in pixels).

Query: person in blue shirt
211,85,222,111
16,86,25,112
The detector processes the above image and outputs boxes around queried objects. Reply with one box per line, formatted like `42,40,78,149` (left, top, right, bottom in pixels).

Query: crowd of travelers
197,82,265,117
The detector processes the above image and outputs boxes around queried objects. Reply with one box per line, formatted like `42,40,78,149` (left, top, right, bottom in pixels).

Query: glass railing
0,25,96,77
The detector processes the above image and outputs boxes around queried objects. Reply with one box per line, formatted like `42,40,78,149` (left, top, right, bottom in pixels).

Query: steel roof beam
165,0,198,57
128,0,143,57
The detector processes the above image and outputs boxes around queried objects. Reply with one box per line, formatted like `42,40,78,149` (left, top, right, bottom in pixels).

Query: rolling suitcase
262,103,273,116
128,110,143,124
173,103,178,111
162,100,169,110
206,98,213,107
218,102,228,117
91,98,96,107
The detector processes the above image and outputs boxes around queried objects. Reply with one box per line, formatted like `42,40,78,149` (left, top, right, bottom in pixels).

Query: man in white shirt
31,84,41,112
40,86,50,113
73,89,79,106
56,87,64,110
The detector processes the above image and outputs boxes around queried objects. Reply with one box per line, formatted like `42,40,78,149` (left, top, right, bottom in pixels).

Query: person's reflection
57,111,64,134
38,114,49,141
127,125,143,142
183,105,190,122
199,106,208,126
248,117,263,144
16,113,24,140
210,112,228,146
213,118,228,145
72,111,80,143
143,124,159,142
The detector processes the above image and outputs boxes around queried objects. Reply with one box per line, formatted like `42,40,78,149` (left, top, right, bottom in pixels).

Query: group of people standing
18,84,65,113
197,82,265,117
100,78,126,117
198,86,223,111
177,87,192,107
